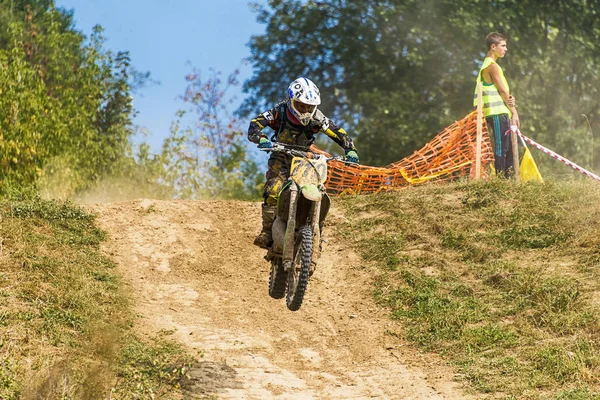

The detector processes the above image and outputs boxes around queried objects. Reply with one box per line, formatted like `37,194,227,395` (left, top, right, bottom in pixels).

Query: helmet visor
292,99,316,115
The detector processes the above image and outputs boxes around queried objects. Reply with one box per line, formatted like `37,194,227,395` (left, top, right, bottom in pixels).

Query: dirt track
88,199,474,399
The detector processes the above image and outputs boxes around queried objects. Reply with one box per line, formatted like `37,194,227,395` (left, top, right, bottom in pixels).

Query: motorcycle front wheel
286,225,313,311
268,257,287,299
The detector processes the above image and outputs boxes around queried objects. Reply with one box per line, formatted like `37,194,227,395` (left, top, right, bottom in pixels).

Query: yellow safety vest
473,57,511,117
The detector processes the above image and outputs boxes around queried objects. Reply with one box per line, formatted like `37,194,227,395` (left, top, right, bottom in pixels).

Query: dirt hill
87,199,474,399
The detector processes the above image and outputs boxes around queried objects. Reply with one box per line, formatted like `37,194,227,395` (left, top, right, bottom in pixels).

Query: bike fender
301,184,322,201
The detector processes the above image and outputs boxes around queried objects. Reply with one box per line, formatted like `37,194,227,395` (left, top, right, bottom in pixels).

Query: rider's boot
254,204,276,249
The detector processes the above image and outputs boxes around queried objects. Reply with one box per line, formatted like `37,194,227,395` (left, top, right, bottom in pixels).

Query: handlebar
260,143,347,163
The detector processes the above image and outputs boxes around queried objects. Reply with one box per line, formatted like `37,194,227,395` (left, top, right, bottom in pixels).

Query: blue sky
54,0,267,152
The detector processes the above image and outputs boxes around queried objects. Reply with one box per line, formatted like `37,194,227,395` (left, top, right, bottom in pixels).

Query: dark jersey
248,102,356,153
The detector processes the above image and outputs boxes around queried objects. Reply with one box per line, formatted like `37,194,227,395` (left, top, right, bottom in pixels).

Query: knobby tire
286,225,313,311
268,257,287,299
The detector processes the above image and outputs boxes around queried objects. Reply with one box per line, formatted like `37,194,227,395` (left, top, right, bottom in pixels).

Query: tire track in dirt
88,199,474,399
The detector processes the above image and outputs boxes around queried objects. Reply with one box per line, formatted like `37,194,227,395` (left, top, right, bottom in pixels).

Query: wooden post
475,81,483,179
512,127,520,181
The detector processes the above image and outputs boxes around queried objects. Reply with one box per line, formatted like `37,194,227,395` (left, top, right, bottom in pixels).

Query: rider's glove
345,150,359,164
258,136,272,149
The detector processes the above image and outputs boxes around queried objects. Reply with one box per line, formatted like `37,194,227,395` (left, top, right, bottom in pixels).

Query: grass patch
337,179,600,399
0,193,197,399
556,386,600,399
111,331,197,399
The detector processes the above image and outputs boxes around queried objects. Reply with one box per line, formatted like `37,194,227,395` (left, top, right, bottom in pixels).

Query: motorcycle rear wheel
268,257,287,299
286,225,313,311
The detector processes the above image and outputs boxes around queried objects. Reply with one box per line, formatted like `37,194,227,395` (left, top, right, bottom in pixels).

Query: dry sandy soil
87,199,476,400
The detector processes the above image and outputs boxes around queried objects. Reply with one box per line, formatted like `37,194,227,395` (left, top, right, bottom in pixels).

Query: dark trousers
486,114,514,178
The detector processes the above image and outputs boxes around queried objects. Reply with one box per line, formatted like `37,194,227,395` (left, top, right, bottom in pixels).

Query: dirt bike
261,143,345,311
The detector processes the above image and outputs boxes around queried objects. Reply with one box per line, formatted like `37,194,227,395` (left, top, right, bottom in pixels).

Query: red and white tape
516,129,600,182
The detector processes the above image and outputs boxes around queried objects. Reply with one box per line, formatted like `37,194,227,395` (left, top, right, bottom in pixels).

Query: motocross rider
248,77,359,249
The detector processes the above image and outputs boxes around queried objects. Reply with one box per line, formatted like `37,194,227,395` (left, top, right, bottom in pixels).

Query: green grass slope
337,179,600,400
3,179,600,399
0,193,194,399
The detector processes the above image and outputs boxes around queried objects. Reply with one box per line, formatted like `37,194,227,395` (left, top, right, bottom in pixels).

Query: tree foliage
146,69,262,200
0,1,148,196
243,0,600,172
0,1,261,201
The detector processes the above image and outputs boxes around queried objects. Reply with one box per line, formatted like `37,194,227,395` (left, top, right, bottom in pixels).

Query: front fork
282,184,298,271
282,184,321,272
311,200,322,265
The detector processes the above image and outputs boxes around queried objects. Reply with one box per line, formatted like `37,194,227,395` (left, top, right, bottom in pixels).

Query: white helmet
287,77,321,126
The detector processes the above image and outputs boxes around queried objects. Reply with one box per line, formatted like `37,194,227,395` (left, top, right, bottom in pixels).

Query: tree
0,2,151,196
153,68,263,200
243,0,600,173
0,22,50,186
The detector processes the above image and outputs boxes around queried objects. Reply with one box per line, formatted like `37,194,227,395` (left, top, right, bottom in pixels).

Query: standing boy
474,32,520,177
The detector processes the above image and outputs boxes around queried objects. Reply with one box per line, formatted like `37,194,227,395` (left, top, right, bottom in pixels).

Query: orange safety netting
321,111,494,195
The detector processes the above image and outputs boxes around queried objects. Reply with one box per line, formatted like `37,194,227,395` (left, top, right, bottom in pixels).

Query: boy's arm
248,108,278,144
487,64,520,127
313,111,356,153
